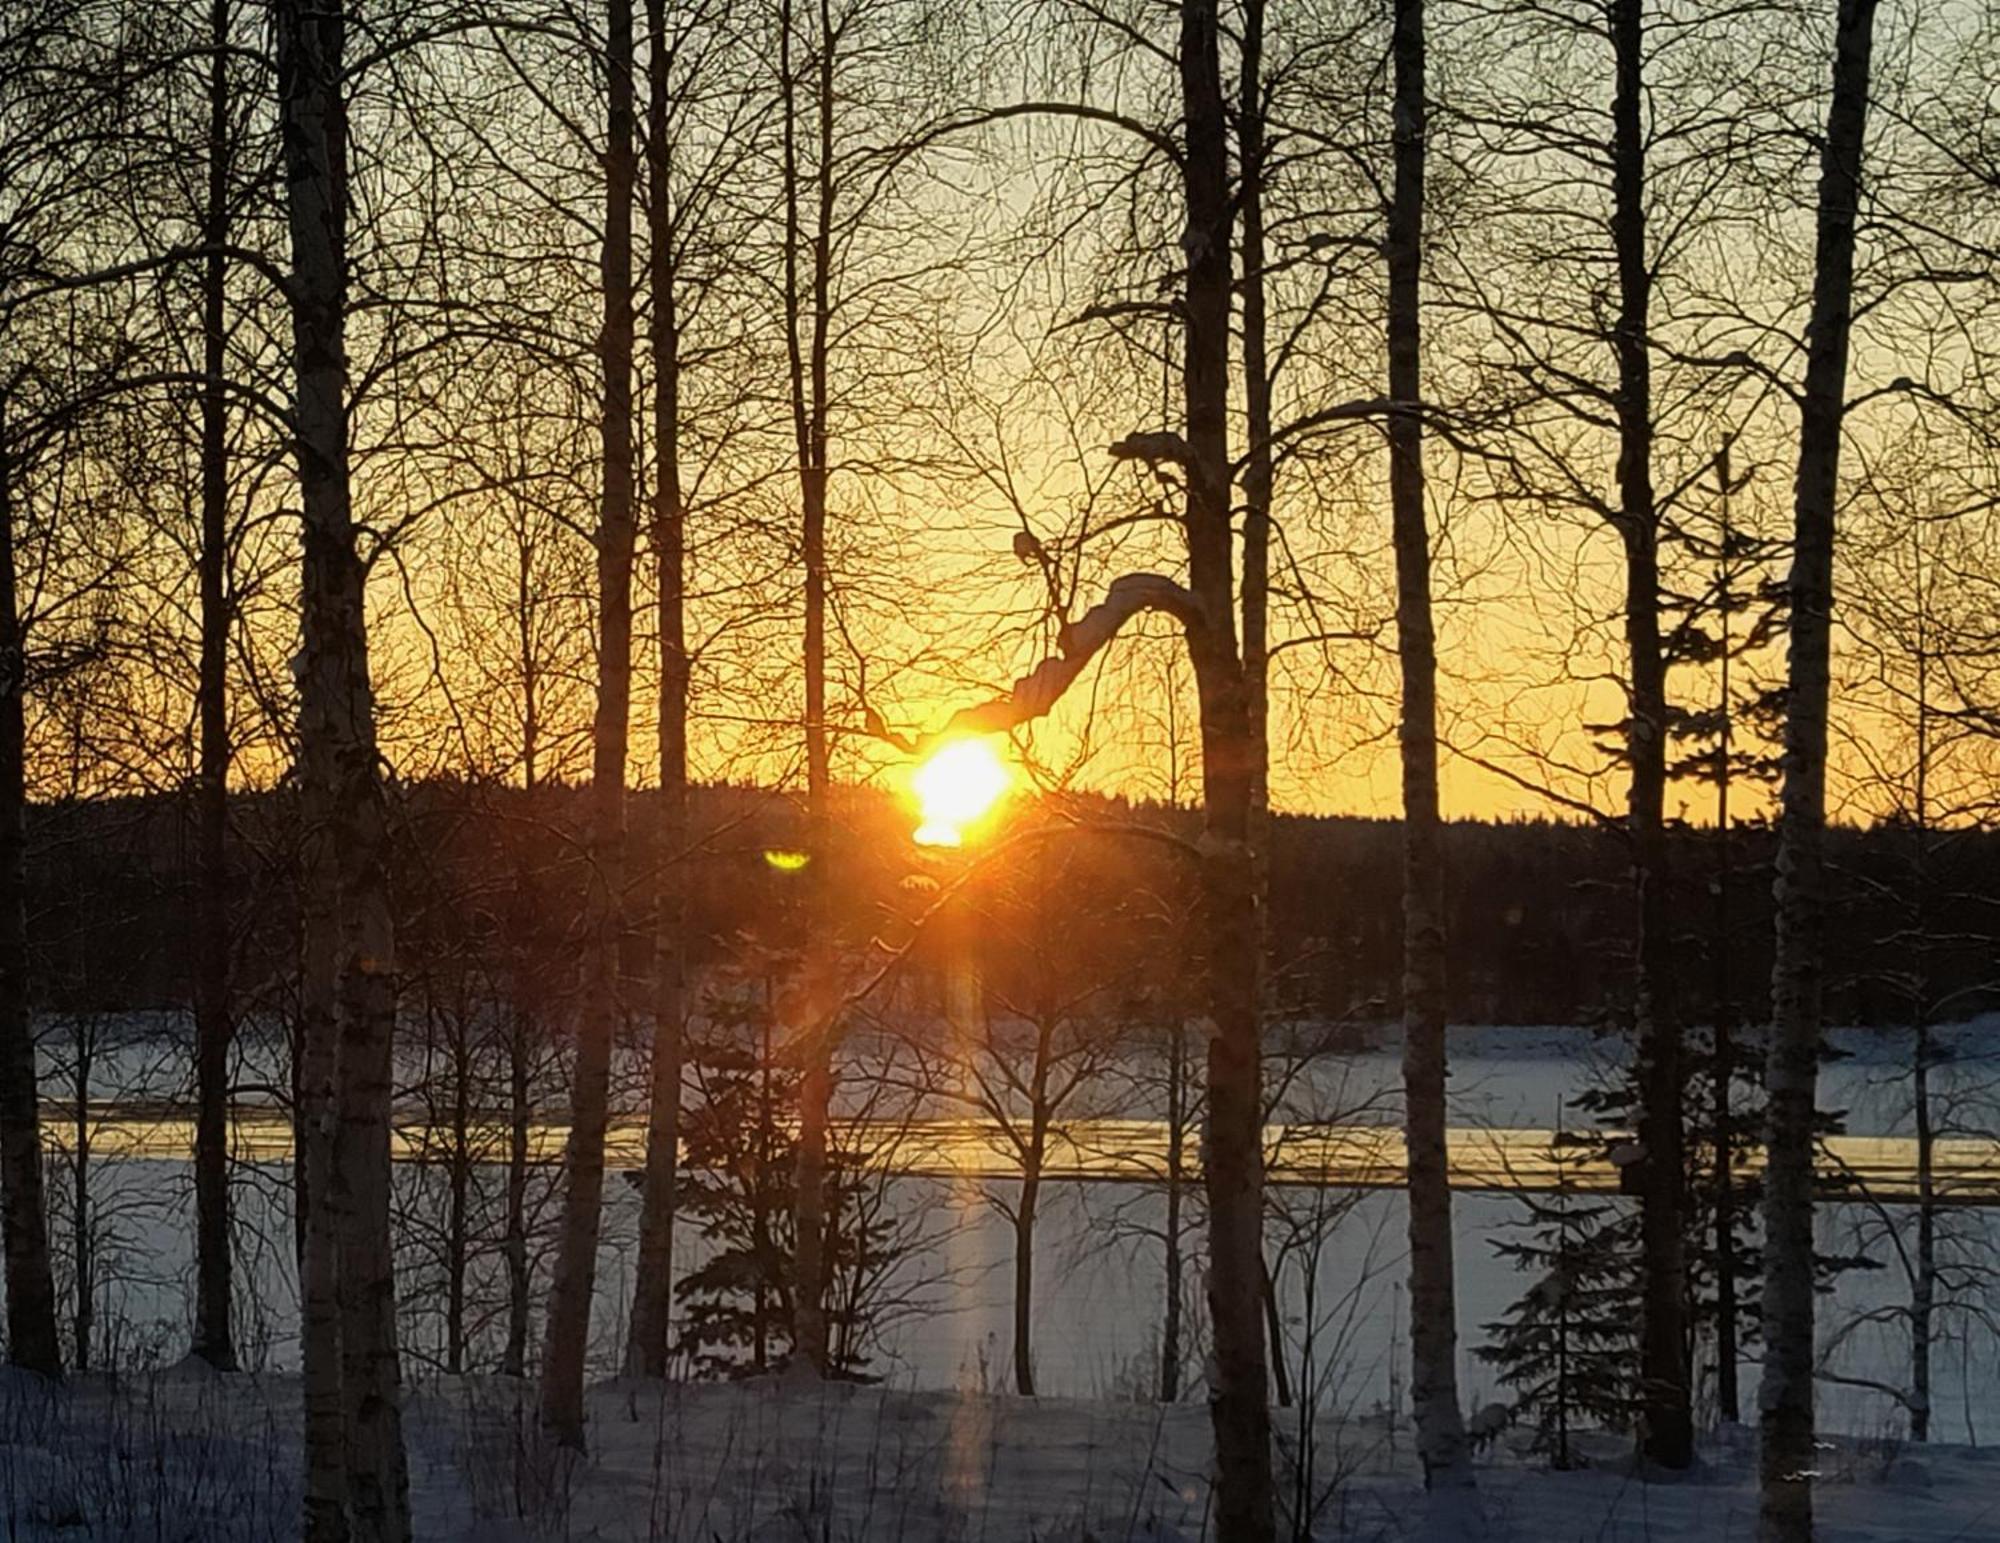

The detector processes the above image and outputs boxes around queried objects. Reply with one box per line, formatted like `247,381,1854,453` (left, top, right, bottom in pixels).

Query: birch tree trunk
781,0,836,1377
1387,0,1472,1495
624,0,688,1382
1762,3,1878,1535
1607,0,1691,1470
191,0,236,1375
0,390,60,1380
274,0,411,1534
1181,1,1271,1533
332,867,407,1543
541,0,639,1445
1238,0,1288,1439
298,797,344,1542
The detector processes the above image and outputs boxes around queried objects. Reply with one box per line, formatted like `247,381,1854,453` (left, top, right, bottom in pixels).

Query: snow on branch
1109,430,1191,467
926,573,1203,746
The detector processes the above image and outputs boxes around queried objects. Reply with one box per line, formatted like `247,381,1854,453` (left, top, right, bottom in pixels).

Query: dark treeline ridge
29,779,1999,1035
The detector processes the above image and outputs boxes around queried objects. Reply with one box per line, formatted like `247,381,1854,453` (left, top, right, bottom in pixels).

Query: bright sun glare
911,737,1010,847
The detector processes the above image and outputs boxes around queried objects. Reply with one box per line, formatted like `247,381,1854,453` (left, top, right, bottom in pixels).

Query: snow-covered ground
2,1366,1993,1541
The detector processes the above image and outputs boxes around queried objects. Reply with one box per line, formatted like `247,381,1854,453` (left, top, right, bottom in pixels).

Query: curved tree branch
926,572,1205,745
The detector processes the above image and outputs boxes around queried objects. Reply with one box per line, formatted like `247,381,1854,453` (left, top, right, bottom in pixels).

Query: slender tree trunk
192,0,237,1374
1388,0,1471,1495
1607,0,1690,1470
1713,442,1740,1425
1261,1260,1290,1408
541,0,639,1445
1198,774,1266,1543
298,805,344,1541
1761,4,1878,1536
1238,0,1271,844
1712,823,1739,1422
1713,947,1741,1413
630,530,692,1312
1912,1015,1934,1441
1556,1291,1571,1469
291,1014,308,1270
445,1030,470,1375
782,0,837,1377
1909,619,1934,1442
1013,1126,1042,1397
793,1042,831,1373
70,1044,91,1372
1239,23,1288,1434
1161,1020,1185,1403
1237,31,1289,1439
502,1003,532,1378
1181,1,1271,1534
625,0,689,1382
0,392,60,1380
501,573,540,1381
275,0,411,1534
754,1005,777,1371
329,772,407,1543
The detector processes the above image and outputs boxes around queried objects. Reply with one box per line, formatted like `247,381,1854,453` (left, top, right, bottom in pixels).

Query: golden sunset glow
910,737,1012,846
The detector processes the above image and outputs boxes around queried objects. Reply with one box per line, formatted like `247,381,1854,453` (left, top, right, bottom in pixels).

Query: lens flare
911,737,1010,847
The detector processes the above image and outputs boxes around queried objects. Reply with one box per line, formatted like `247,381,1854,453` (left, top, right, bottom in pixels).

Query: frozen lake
21,1019,2000,1442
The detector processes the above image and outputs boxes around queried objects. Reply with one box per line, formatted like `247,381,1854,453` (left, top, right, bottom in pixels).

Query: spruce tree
1570,445,1789,1421
672,958,908,1381
1663,438,1787,1420
675,980,799,1377
1476,1127,1637,1468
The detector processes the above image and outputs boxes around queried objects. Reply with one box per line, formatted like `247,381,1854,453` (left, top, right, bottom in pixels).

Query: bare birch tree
191,0,244,1375
0,383,59,1380
766,0,965,1377
273,0,413,1534
541,0,640,1446
1761,1,1879,1536
0,0,126,1385
1386,0,1472,1501
622,0,698,1387
1439,0,1795,1464
776,0,838,1374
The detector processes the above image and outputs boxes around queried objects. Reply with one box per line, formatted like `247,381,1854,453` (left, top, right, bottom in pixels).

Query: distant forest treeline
30,781,1998,1032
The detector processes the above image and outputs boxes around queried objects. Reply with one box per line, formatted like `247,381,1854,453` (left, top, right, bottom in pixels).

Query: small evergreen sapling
1476,1126,1636,1468
671,951,917,1380
675,978,799,1377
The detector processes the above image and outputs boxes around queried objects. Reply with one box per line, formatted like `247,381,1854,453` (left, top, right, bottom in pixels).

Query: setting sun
910,737,1011,847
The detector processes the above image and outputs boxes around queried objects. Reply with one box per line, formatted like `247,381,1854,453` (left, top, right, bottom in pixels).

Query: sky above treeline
10,0,1997,828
